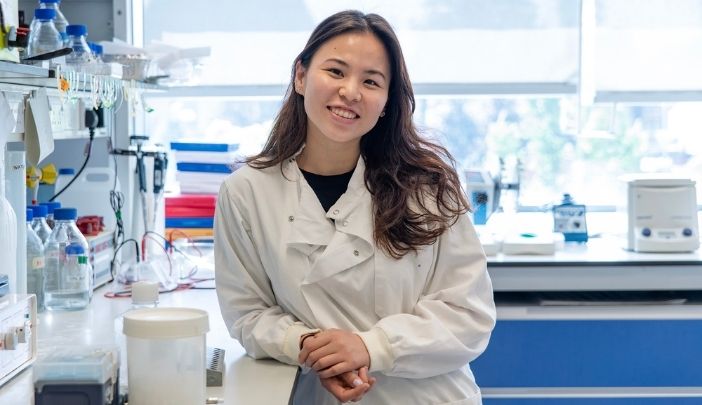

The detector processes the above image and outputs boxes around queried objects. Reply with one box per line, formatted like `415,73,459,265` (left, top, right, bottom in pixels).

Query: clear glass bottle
39,0,69,46
26,8,62,58
26,209,46,312
29,204,52,244
44,207,93,311
65,24,94,65
40,201,61,229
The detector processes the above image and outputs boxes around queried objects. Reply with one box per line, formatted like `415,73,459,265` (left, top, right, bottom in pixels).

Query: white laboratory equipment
0,132,17,295
0,294,37,388
625,177,699,252
5,150,26,294
54,166,119,232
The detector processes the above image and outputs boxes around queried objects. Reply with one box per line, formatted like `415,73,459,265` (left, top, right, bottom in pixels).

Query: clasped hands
299,329,376,402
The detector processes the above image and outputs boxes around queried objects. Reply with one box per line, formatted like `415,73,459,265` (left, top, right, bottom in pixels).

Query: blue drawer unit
484,399,702,405
472,319,702,388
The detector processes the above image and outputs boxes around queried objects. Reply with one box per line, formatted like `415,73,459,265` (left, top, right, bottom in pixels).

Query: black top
300,168,355,213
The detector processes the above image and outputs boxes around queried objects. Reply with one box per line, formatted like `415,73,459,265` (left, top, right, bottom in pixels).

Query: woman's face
295,32,390,149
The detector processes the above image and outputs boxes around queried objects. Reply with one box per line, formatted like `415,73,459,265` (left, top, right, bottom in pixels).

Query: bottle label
30,256,45,269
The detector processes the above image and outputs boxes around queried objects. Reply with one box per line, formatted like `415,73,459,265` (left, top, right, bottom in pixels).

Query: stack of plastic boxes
170,141,240,195
166,141,240,241
165,194,217,241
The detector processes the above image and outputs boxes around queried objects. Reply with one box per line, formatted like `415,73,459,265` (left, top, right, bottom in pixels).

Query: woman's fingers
319,375,369,403
340,371,364,388
298,333,330,364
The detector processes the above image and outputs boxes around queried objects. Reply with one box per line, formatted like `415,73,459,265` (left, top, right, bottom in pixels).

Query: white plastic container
123,308,209,405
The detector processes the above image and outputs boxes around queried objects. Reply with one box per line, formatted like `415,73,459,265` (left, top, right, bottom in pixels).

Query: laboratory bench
476,237,702,404
0,284,298,404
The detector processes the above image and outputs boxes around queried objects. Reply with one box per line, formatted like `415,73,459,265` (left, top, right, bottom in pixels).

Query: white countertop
488,237,702,266
483,235,702,291
0,284,299,404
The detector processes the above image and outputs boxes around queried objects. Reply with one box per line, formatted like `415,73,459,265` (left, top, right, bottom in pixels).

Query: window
143,0,702,207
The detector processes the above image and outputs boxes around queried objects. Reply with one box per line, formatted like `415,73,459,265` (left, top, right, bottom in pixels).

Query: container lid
33,345,119,385
58,167,75,175
66,24,87,36
34,8,56,19
40,201,61,213
620,173,695,187
65,243,85,255
123,308,209,339
26,209,33,221
54,207,77,220
29,204,48,218
40,0,61,3
626,178,695,187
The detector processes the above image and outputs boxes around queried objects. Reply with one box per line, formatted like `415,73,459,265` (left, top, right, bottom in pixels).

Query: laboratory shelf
0,61,52,82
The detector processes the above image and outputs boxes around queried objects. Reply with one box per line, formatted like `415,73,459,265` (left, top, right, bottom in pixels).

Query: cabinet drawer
472,319,702,387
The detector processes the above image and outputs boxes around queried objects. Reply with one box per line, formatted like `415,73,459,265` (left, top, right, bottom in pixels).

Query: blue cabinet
472,318,702,403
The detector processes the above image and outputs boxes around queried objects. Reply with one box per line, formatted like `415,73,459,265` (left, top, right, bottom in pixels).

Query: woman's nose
339,82,361,102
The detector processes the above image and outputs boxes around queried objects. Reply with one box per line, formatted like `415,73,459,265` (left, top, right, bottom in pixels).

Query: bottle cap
40,0,61,3
58,167,75,175
66,24,87,36
54,207,78,220
34,8,56,20
29,204,48,218
65,242,85,255
40,201,61,213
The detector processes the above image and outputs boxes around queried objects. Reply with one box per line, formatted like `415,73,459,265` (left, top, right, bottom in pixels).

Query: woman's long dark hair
247,10,469,259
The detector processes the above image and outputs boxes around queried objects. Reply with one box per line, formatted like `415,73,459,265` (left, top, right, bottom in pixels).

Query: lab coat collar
283,152,375,284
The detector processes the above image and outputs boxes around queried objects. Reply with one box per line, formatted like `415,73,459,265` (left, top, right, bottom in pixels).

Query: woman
215,10,496,404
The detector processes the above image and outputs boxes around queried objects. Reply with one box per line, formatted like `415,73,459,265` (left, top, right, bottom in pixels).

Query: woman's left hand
320,367,376,402
298,328,371,378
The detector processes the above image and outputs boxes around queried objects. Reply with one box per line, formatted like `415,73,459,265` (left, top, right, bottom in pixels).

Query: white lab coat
215,154,496,405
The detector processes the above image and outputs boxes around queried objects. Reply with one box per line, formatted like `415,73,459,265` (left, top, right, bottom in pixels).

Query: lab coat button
353,249,359,256
288,216,294,222
333,209,340,215
342,220,349,226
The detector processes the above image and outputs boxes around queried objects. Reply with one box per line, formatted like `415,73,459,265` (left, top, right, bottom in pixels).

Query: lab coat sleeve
357,214,496,378
215,178,318,366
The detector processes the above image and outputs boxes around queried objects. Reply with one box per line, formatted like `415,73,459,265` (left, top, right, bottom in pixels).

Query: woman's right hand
320,366,376,402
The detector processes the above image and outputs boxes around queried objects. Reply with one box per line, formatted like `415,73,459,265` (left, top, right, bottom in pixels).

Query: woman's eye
365,79,379,87
327,68,343,76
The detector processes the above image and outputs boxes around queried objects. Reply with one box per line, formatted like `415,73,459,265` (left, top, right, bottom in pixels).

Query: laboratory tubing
29,204,52,243
123,308,209,405
65,24,95,65
26,8,62,58
39,0,69,45
26,209,46,312
40,201,61,229
44,207,93,311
